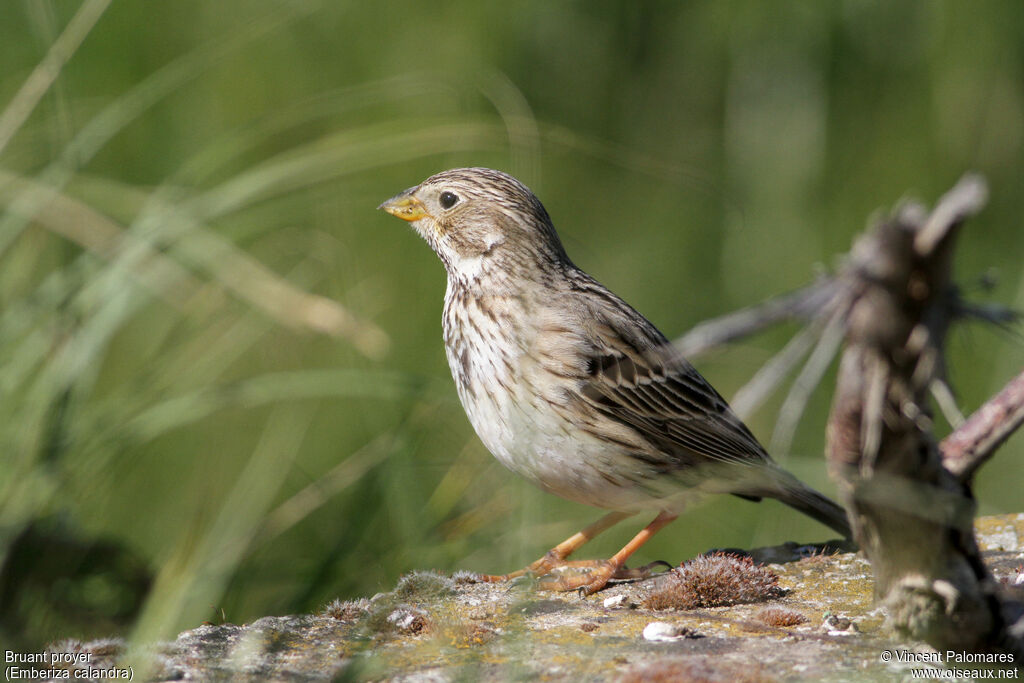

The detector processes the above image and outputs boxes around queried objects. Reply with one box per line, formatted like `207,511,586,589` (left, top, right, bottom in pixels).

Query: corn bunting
381,167,850,594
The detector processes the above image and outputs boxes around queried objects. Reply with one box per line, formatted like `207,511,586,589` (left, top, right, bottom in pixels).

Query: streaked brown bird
381,167,850,594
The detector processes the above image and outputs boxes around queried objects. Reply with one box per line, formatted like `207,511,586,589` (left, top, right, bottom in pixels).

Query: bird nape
381,167,851,595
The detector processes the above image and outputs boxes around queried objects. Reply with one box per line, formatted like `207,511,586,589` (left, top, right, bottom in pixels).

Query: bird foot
472,549,574,583
474,558,672,594
471,561,638,593
535,560,618,594
537,559,671,595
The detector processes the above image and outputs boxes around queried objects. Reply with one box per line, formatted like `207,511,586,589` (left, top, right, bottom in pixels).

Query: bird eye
439,191,459,209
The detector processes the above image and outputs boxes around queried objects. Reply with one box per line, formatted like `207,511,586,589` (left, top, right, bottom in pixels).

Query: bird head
379,167,569,285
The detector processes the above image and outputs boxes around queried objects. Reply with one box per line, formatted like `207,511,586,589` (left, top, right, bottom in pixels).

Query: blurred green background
1,0,1021,650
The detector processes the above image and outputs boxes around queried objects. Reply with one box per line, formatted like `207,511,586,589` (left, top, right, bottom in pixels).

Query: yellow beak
378,192,429,222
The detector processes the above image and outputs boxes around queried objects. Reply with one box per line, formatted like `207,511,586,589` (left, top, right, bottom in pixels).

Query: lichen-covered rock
47,513,1024,681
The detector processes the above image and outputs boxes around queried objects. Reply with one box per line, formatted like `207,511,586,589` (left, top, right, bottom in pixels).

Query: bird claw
536,561,617,595
541,557,677,594
474,555,674,595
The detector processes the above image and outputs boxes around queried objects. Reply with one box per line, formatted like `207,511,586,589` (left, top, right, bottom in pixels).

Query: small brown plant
642,552,783,610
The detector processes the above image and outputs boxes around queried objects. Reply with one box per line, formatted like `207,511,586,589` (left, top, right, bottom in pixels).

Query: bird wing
569,288,774,473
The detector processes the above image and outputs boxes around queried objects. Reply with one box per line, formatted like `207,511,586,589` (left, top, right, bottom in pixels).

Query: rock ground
48,513,1024,681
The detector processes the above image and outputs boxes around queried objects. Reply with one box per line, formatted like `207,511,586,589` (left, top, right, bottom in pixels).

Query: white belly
445,328,664,512
442,284,680,513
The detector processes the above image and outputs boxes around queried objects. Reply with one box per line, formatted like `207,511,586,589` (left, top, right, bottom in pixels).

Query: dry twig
941,369,1024,483
825,173,1022,656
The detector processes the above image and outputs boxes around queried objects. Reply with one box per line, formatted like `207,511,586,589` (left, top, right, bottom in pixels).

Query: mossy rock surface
52,513,1024,681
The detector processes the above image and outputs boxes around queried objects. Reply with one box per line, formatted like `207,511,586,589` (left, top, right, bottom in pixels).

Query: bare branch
929,378,966,428
914,173,989,256
769,307,847,457
941,369,1024,483
663,170,1018,654
954,300,1020,328
674,277,841,357
825,173,1021,654
731,321,820,419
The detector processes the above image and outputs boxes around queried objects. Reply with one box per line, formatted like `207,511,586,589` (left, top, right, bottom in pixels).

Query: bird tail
737,468,852,539
775,482,852,539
